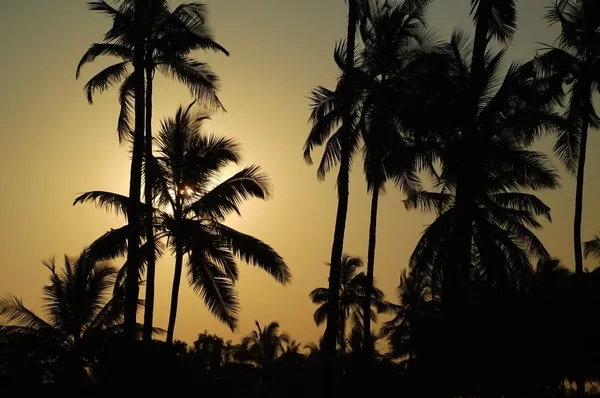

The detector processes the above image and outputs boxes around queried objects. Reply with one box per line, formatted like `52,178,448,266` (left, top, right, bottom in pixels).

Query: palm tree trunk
166,240,184,345
339,311,346,355
439,1,491,394
124,0,146,342
574,112,589,276
321,0,359,394
362,184,379,351
142,63,156,344
445,0,491,308
574,110,589,396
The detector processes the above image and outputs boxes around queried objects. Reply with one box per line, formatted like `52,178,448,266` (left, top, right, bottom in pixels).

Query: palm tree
77,0,227,140
0,253,143,383
75,103,291,345
309,254,388,354
380,270,435,362
345,324,380,358
535,0,600,278
278,340,305,367
239,321,290,396
405,136,559,293
400,26,565,301
447,0,520,309
76,0,228,341
304,0,361,386
354,0,434,350
521,3,600,394
305,337,326,365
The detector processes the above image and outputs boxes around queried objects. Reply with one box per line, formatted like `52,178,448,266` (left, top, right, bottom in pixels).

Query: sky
0,0,599,346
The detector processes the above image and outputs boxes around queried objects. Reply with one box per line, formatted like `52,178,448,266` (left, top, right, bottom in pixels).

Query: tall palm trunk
446,0,491,308
166,240,184,345
574,108,589,277
574,105,589,396
124,0,146,342
439,2,492,394
143,63,156,343
362,184,379,351
322,0,359,394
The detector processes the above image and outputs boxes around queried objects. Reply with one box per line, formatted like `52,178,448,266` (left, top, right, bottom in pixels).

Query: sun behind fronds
75,103,290,333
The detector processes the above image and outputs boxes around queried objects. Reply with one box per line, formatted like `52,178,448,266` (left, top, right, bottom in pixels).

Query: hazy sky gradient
1,0,599,345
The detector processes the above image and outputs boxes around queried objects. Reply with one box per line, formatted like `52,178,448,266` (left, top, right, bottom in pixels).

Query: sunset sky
1,0,599,346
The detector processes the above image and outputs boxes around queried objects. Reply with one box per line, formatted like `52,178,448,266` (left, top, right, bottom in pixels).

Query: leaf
83,61,131,105
0,295,55,333
215,223,291,285
187,165,270,220
187,250,239,331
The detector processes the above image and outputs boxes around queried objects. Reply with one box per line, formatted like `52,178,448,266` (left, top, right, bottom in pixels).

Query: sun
179,186,194,196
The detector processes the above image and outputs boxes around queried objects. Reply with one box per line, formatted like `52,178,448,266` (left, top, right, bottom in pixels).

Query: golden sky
0,0,598,346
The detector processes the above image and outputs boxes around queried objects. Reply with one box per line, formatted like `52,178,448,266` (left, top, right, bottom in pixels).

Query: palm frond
117,71,137,143
215,224,291,285
470,0,517,44
84,225,129,262
584,235,600,259
73,191,135,219
187,250,240,331
0,295,55,333
76,43,133,79
187,165,270,220
156,57,223,111
83,61,131,104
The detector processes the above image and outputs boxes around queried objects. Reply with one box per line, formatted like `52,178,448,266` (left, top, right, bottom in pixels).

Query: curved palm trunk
574,109,589,396
362,184,379,353
124,0,146,342
322,1,359,395
166,239,184,345
142,64,156,343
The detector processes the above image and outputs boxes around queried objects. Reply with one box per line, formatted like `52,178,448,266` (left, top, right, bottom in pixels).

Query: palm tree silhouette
309,254,388,354
380,269,435,362
76,0,148,341
75,103,290,345
446,0,520,309
303,0,361,387
405,134,558,292
354,0,433,351
515,4,600,393
278,340,305,367
76,0,226,140
401,26,564,304
305,337,326,365
239,321,290,396
534,0,600,278
0,253,148,383
76,0,228,340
